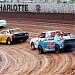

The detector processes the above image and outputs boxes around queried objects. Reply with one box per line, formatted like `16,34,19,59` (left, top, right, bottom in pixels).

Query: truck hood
30,37,38,44
30,37,45,44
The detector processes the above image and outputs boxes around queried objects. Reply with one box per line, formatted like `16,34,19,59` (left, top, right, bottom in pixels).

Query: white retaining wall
0,3,75,13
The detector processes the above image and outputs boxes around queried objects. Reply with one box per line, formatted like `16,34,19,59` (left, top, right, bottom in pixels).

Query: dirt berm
0,12,75,21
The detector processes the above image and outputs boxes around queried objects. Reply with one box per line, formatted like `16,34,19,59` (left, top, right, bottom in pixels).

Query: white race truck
30,30,63,50
0,20,6,27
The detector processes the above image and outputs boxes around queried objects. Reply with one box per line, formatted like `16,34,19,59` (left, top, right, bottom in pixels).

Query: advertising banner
0,3,75,13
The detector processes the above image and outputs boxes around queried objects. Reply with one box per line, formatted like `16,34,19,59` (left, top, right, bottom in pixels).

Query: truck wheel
31,42,35,50
55,45,60,53
6,38,11,45
23,39,26,42
38,45,44,54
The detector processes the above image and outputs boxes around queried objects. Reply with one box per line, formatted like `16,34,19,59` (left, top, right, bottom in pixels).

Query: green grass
68,1,75,4
62,1,75,4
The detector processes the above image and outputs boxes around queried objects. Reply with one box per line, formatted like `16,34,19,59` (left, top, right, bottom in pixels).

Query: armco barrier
0,12,75,21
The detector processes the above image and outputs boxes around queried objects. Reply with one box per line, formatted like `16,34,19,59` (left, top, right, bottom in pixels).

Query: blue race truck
38,33,75,54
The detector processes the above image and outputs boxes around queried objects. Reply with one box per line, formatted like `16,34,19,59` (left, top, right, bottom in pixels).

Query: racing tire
31,42,35,50
6,38,11,45
38,45,44,54
55,45,60,54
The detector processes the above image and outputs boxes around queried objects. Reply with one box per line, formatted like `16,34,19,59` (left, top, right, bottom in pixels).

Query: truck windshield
38,33,46,38
9,28,22,34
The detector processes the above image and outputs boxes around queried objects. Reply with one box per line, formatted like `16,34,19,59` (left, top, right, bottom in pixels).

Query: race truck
0,28,29,44
38,33,75,54
0,20,6,27
30,30,63,50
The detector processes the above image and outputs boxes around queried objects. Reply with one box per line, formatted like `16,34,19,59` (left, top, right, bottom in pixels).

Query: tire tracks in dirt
0,18,75,75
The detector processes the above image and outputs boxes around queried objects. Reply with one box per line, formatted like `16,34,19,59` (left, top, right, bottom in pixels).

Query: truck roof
42,30,62,34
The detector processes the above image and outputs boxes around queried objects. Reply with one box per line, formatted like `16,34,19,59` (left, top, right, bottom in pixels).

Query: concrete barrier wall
0,3,75,13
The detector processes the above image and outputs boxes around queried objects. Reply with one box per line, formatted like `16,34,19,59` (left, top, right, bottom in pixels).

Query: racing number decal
48,42,53,48
1,35,6,42
0,36,2,41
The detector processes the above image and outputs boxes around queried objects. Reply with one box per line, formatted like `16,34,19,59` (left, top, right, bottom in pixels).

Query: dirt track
0,17,75,75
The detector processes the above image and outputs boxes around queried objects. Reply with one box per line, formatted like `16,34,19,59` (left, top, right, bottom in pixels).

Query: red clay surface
0,17,75,75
